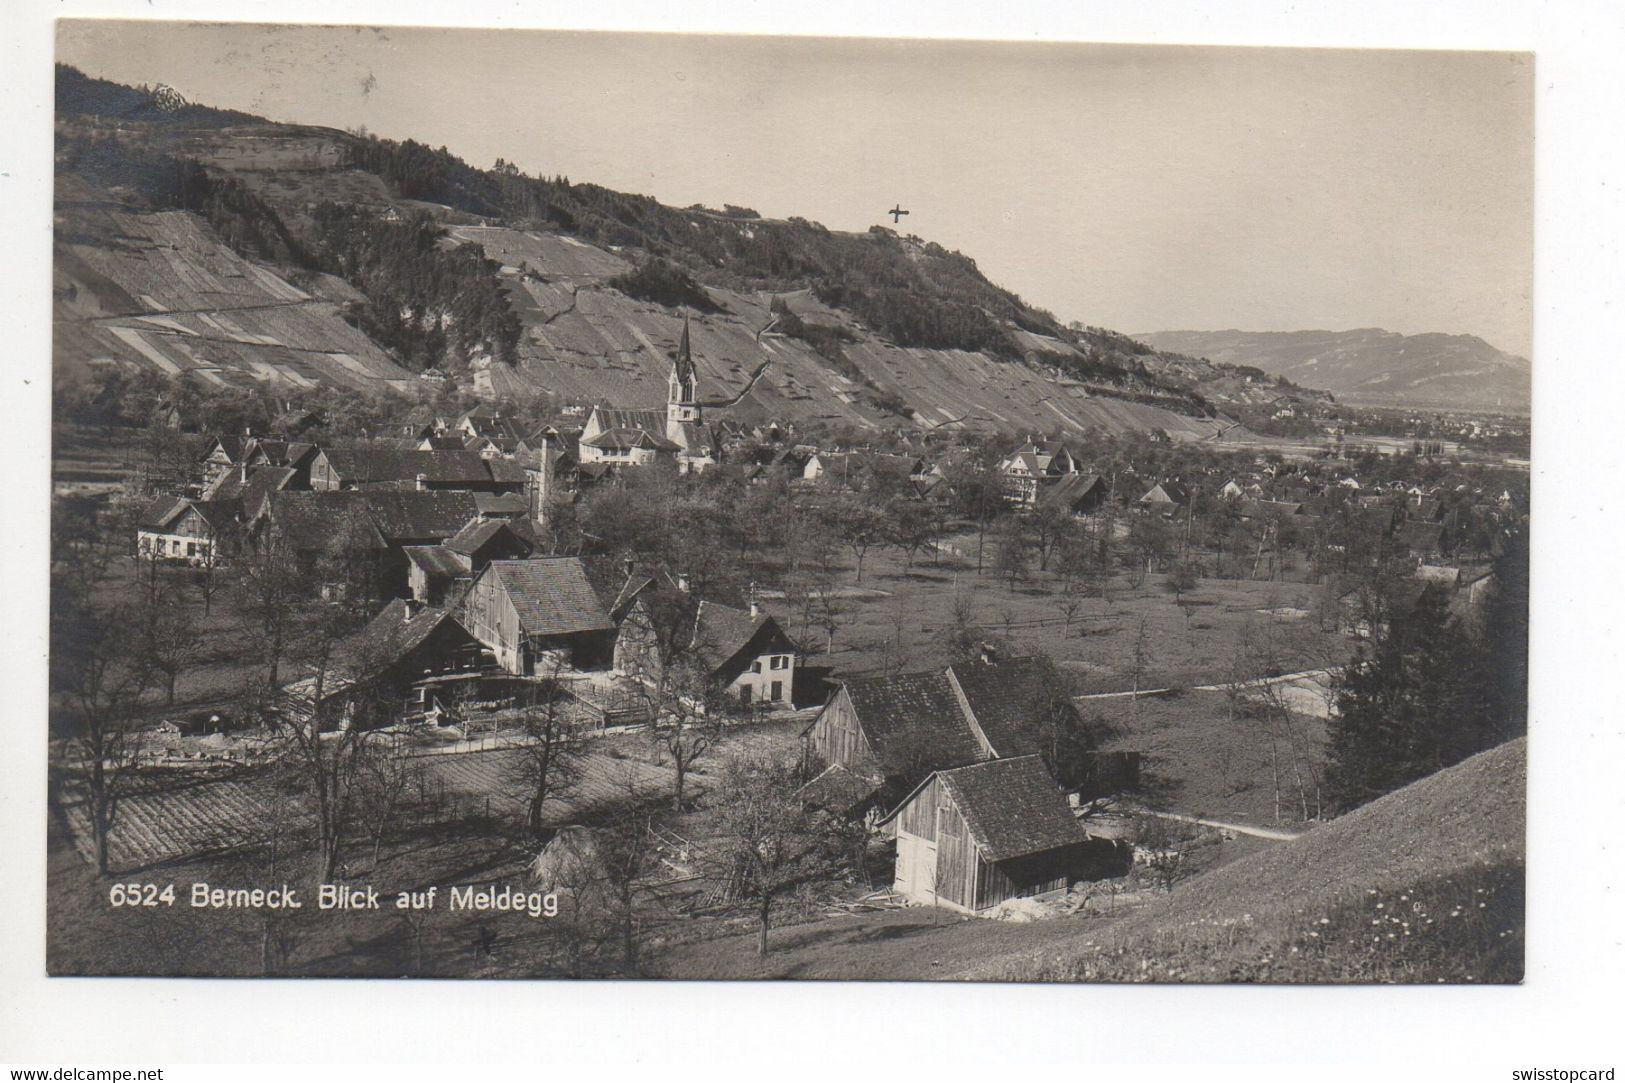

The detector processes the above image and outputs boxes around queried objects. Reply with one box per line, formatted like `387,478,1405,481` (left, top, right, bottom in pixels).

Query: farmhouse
690,600,799,709
460,558,619,674
295,598,491,729
255,489,481,597
880,755,1122,912
400,519,536,606
1039,472,1109,516
612,588,801,709
1138,480,1190,512
136,495,236,564
999,441,1080,506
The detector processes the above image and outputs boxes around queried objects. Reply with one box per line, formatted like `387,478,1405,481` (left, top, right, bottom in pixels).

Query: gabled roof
445,518,512,556
328,600,473,685
840,670,985,776
1396,520,1445,551
138,494,187,530
920,755,1087,862
581,427,681,452
1140,481,1190,505
402,545,472,579
1041,472,1106,509
589,407,667,435
690,600,790,673
484,559,617,637
317,448,506,486
205,464,296,508
474,492,530,517
608,575,653,622
267,491,479,548
946,659,1043,758
798,764,883,816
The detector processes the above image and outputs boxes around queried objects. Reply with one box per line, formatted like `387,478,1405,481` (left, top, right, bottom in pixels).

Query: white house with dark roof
690,599,798,708
136,496,236,564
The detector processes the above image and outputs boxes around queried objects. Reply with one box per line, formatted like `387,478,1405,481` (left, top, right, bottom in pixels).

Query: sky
56,22,1534,357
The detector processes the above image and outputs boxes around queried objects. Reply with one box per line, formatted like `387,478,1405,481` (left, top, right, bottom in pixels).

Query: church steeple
668,315,700,428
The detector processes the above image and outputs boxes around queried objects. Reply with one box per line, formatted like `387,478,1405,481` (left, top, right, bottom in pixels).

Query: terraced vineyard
460,225,1249,438
53,174,417,395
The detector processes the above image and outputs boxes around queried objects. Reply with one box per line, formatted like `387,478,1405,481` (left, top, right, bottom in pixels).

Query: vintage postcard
45,21,1530,982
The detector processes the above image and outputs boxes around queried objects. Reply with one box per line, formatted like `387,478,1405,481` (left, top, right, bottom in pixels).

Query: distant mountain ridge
1136,328,1530,412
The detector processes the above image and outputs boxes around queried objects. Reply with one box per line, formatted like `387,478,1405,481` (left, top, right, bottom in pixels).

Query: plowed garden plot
59,769,302,872
58,750,674,873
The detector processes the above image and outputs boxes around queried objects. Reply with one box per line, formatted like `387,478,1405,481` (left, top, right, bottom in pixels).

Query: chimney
748,582,759,619
239,462,248,484
402,598,422,621
622,557,635,579
675,572,689,593
416,473,429,491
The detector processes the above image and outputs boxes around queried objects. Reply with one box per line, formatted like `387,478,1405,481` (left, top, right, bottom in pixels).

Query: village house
999,441,1081,506
879,755,1126,913
253,489,481,598
689,599,799,709
401,518,537,606
136,495,236,564
1039,472,1110,517
612,586,801,710
459,557,619,675
1138,480,1191,513
198,434,249,488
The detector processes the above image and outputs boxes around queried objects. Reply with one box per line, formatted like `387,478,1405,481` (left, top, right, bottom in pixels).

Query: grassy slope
650,740,1522,982
970,737,1526,982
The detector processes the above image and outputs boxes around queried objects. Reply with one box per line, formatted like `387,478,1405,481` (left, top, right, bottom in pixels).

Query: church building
578,316,715,475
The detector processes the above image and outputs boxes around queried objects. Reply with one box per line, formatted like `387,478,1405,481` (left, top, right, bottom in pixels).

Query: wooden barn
460,557,618,674
801,659,1043,805
879,755,1126,913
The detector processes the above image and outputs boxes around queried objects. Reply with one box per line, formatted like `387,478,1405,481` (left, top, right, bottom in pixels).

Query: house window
770,680,783,702
751,660,762,674
740,685,753,705
187,542,198,558
770,655,789,670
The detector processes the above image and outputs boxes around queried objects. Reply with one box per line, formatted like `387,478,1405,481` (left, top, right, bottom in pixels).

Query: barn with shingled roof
878,755,1125,912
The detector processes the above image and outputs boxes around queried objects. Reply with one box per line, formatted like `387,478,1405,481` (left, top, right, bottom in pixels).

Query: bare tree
705,753,858,956
358,737,419,872
262,594,381,882
137,582,199,708
620,584,728,810
234,529,307,693
508,674,589,843
50,583,152,876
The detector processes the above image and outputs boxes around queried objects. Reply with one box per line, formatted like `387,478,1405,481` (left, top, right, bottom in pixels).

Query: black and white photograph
34,19,1542,986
